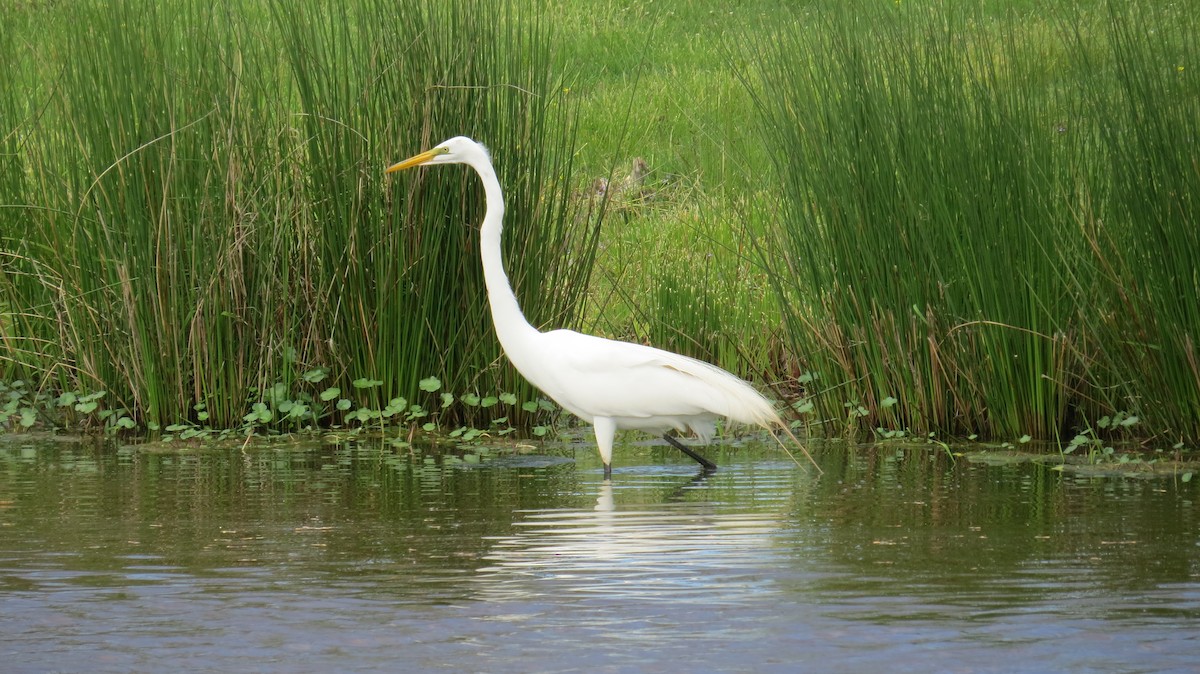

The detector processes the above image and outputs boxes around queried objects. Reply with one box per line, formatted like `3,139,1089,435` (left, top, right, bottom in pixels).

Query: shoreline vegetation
2,0,1196,466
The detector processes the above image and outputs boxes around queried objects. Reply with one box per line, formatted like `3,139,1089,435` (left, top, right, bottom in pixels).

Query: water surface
1,436,1196,672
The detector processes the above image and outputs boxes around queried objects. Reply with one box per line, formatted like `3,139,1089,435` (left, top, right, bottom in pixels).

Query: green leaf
319,387,341,401
243,402,273,424
56,392,77,407
440,392,455,407
352,407,379,423
302,368,327,384
1182,472,1193,483
499,392,517,405
336,398,352,411
462,393,481,406
1019,434,1032,444
353,378,383,389
419,377,442,392
481,396,498,408
532,425,548,437
880,396,898,408
521,401,539,413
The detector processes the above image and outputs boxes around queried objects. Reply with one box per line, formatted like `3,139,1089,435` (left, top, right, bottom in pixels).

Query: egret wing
523,330,778,427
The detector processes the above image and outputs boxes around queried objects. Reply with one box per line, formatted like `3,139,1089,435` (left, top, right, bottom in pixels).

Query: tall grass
271,0,597,425
749,1,1198,443
1064,1,1200,441
0,6,32,372
0,0,598,431
638,198,781,379
588,182,777,379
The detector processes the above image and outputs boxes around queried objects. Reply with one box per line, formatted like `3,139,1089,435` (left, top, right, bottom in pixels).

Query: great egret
387,136,814,478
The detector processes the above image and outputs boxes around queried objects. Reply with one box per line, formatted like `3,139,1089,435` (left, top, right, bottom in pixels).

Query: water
1,435,1197,673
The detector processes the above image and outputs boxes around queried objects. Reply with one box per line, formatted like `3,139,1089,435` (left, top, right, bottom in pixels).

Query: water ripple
475,482,787,604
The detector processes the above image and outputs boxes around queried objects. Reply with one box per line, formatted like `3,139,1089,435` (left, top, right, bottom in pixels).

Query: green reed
748,1,1197,443
0,0,598,432
271,0,597,428
639,200,781,382
1062,1,1200,442
3,0,257,425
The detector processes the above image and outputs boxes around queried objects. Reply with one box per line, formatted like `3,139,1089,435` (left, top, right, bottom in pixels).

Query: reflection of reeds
0,0,599,430
748,1,1198,443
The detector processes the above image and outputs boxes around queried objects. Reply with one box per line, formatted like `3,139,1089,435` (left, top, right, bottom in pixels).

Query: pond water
0,435,1197,673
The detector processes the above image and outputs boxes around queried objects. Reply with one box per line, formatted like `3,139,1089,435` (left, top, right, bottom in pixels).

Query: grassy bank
2,0,1197,453
748,1,1198,446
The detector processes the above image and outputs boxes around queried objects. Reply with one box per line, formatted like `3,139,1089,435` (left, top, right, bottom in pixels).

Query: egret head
386,136,490,173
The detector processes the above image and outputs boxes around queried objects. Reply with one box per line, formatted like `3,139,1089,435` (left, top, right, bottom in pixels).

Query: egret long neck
475,160,538,349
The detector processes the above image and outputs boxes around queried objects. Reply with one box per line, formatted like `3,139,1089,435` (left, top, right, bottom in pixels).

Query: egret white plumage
386,137,816,478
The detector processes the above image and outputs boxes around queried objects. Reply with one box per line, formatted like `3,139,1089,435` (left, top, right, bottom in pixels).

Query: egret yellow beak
385,146,449,173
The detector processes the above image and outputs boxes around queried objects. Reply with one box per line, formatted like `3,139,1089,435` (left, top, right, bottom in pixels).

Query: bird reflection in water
473,473,784,604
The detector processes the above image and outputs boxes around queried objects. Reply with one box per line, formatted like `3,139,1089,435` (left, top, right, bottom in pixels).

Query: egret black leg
662,434,717,472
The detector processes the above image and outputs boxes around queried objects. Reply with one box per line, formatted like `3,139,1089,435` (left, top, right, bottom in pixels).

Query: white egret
387,136,816,479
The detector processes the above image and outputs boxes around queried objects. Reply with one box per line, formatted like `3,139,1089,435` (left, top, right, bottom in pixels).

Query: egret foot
662,434,717,472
